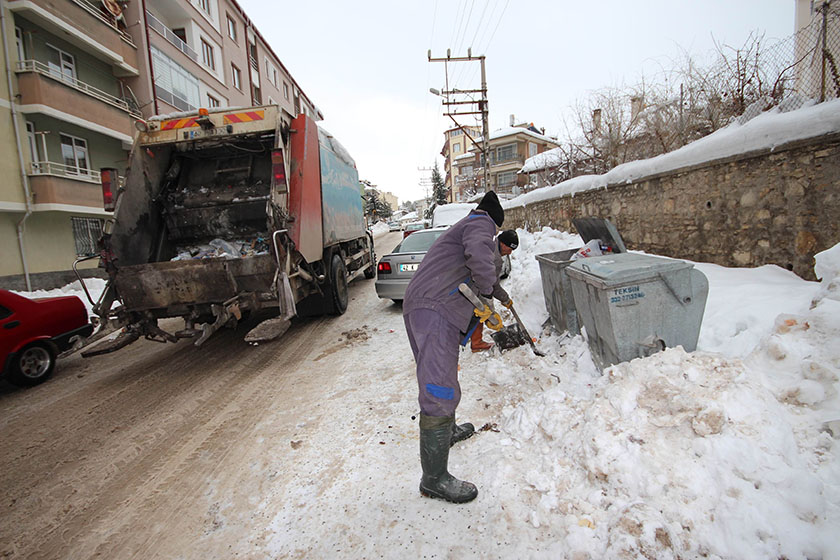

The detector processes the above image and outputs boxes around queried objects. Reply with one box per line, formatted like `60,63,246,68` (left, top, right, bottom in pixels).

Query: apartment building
0,0,141,287
464,120,559,197
0,0,321,288
439,124,481,202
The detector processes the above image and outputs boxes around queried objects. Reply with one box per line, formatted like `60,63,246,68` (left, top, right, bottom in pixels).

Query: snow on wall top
504,99,840,209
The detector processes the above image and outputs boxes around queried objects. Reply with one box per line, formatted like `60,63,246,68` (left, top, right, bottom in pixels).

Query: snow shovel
458,284,544,356
505,303,546,357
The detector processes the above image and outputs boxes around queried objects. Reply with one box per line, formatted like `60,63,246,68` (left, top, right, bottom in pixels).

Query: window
497,171,516,188
15,27,24,61
283,82,289,101
197,0,210,14
71,217,103,257
272,68,278,87
231,63,241,90
46,44,76,83
226,15,237,41
453,142,461,154
529,142,537,157
267,96,275,106
60,134,89,175
495,143,515,163
252,85,262,104
200,39,215,70
207,94,220,107
150,46,200,110
25,122,39,171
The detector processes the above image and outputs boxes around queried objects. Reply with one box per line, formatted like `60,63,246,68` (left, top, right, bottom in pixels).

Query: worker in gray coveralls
402,191,505,503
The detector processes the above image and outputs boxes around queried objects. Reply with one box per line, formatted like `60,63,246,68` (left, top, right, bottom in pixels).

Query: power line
454,0,476,54
483,0,509,54
461,0,509,91
449,1,467,51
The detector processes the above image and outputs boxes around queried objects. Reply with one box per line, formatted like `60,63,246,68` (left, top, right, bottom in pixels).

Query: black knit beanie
498,229,518,249
476,191,504,227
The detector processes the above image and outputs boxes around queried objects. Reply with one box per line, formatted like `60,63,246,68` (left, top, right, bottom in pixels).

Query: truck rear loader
81,105,375,356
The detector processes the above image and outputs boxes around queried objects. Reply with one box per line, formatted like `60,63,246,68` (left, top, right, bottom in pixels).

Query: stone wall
504,133,840,280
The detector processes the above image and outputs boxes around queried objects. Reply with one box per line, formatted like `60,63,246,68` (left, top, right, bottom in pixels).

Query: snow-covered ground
15,229,839,559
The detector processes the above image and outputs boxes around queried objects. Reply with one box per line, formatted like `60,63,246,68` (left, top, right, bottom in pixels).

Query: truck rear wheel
330,254,349,315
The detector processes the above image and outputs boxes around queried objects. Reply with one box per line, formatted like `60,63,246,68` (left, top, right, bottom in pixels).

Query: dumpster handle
581,263,591,272
658,272,693,306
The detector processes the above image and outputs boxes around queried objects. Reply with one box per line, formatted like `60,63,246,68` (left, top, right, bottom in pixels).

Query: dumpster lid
572,217,627,254
567,253,693,286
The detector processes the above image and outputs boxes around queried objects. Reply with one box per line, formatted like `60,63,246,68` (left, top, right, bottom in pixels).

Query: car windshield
395,230,444,253
405,223,425,231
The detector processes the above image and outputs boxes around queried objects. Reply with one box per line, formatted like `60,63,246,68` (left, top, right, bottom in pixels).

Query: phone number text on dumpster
610,285,645,304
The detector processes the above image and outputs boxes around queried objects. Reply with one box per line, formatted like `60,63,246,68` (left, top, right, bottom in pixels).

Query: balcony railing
249,56,258,71
154,84,194,112
29,161,102,184
16,60,141,117
71,0,135,46
146,11,199,62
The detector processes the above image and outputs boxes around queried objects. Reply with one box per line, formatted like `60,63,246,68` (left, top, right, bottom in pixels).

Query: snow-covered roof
504,98,840,209
520,146,565,173
455,152,475,161
477,126,560,145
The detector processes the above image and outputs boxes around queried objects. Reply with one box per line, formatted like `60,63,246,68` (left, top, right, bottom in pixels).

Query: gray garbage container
566,253,709,369
535,218,626,335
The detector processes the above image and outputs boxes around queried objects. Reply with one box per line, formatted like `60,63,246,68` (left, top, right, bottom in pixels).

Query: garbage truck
80,105,375,356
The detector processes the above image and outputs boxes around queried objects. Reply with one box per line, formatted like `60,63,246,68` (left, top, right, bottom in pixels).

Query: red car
0,289,93,386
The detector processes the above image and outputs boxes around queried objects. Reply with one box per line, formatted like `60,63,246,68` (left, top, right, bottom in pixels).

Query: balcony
146,10,198,63
71,0,135,46
28,162,105,209
16,64,136,142
17,60,140,117
7,0,138,76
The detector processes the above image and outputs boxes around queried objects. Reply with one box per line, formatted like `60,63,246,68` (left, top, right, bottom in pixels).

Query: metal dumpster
535,218,626,335
566,253,709,369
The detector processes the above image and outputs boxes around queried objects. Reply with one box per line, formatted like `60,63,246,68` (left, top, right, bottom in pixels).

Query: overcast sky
237,0,794,204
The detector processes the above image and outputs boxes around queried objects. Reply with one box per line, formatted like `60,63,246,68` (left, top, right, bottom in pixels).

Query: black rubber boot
419,414,478,503
450,421,475,447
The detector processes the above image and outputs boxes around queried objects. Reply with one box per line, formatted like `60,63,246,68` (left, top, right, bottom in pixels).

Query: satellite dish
102,0,122,18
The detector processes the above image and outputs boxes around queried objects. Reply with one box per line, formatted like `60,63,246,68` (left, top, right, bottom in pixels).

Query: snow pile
15,278,107,317
503,99,840,208
465,233,840,559
369,221,390,237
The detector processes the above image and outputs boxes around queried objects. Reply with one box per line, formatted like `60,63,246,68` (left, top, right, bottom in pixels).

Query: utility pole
428,49,490,195
417,166,434,219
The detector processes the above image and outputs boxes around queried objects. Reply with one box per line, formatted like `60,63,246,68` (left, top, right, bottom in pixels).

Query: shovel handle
508,303,546,357
458,283,484,308
458,283,503,331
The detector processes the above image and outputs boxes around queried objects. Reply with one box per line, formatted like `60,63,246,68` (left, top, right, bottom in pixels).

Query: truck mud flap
81,329,141,357
244,317,291,343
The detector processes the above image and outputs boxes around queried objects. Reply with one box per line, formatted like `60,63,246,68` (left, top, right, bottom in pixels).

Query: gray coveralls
402,209,497,417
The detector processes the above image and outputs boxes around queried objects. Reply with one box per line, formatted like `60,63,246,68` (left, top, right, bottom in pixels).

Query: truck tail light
378,262,392,274
101,168,118,211
271,149,287,193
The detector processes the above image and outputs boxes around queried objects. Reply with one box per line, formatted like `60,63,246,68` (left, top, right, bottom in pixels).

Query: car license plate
400,263,419,272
